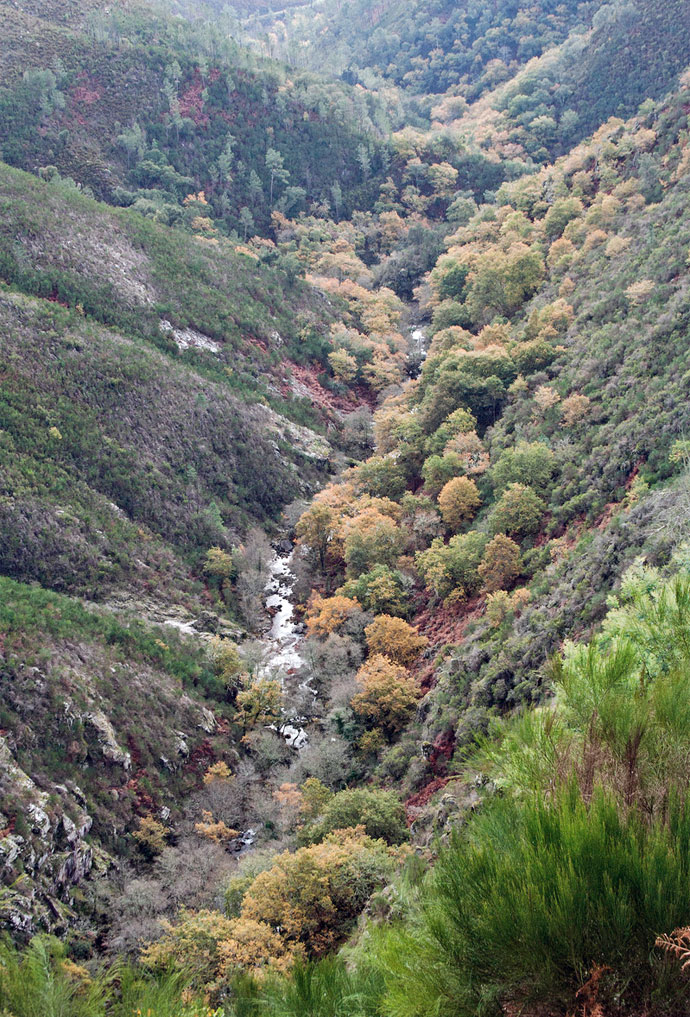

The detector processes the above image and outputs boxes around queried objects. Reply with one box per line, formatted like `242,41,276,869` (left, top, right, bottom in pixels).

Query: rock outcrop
0,738,102,936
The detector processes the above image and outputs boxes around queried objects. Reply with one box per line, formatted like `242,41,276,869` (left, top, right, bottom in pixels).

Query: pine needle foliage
377,786,690,1017
0,936,105,1017
0,937,213,1017
479,569,690,814
259,957,384,1017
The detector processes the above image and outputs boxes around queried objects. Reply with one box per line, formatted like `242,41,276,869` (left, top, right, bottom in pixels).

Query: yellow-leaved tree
240,829,404,956
306,594,362,637
235,676,283,730
438,476,482,531
351,654,419,737
142,909,299,994
296,501,336,573
364,615,428,667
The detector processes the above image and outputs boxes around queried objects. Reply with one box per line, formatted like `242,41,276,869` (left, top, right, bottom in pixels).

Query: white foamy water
265,553,304,673
264,550,311,749
411,327,428,360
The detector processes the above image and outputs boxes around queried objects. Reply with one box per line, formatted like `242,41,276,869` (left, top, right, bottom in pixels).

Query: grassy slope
0,160,329,357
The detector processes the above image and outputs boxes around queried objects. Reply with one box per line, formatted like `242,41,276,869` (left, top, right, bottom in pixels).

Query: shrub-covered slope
421,88,690,752
0,0,389,234
0,162,342,599
251,0,600,101
0,576,233,937
453,0,690,165
293,76,690,799
0,159,342,938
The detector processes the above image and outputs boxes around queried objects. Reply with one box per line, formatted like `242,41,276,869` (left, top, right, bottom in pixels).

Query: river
263,548,314,750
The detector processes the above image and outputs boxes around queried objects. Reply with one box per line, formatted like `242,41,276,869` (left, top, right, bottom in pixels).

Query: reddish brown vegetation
405,776,451,814
179,73,210,127
71,76,103,106
287,363,366,412
428,728,455,772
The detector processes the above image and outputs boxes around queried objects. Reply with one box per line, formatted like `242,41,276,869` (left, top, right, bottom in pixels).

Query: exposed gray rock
198,707,217,733
159,319,222,354
0,737,100,936
85,712,132,769
27,804,51,839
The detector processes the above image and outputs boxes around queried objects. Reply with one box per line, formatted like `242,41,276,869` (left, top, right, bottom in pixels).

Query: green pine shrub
376,786,690,1017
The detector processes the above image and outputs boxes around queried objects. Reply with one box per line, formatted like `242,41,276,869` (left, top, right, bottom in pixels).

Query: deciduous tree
240,830,403,955
490,441,556,494
438,476,481,531
236,677,283,730
478,534,522,592
351,654,418,735
490,483,544,539
365,615,428,667
306,594,362,637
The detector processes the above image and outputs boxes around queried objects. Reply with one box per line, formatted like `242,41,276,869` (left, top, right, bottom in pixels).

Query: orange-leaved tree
306,594,362,637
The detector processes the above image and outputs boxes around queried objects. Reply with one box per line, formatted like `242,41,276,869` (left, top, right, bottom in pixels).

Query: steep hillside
5,2,690,1014
295,75,690,797
0,577,233,938
0,162,350,600
0,157,349,939
249,0,600,100
255,0,690,171
0,0,389,234
452,0,690,164
0,160,338,369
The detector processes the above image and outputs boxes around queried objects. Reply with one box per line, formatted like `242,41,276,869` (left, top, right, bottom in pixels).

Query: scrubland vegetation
3,0,690,1015
6,563,690,1015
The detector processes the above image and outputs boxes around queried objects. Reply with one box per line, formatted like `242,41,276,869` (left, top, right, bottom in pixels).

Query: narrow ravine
258,316,426,749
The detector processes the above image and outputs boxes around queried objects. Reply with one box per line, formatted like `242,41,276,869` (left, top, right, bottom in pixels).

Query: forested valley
2,1,690,1015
